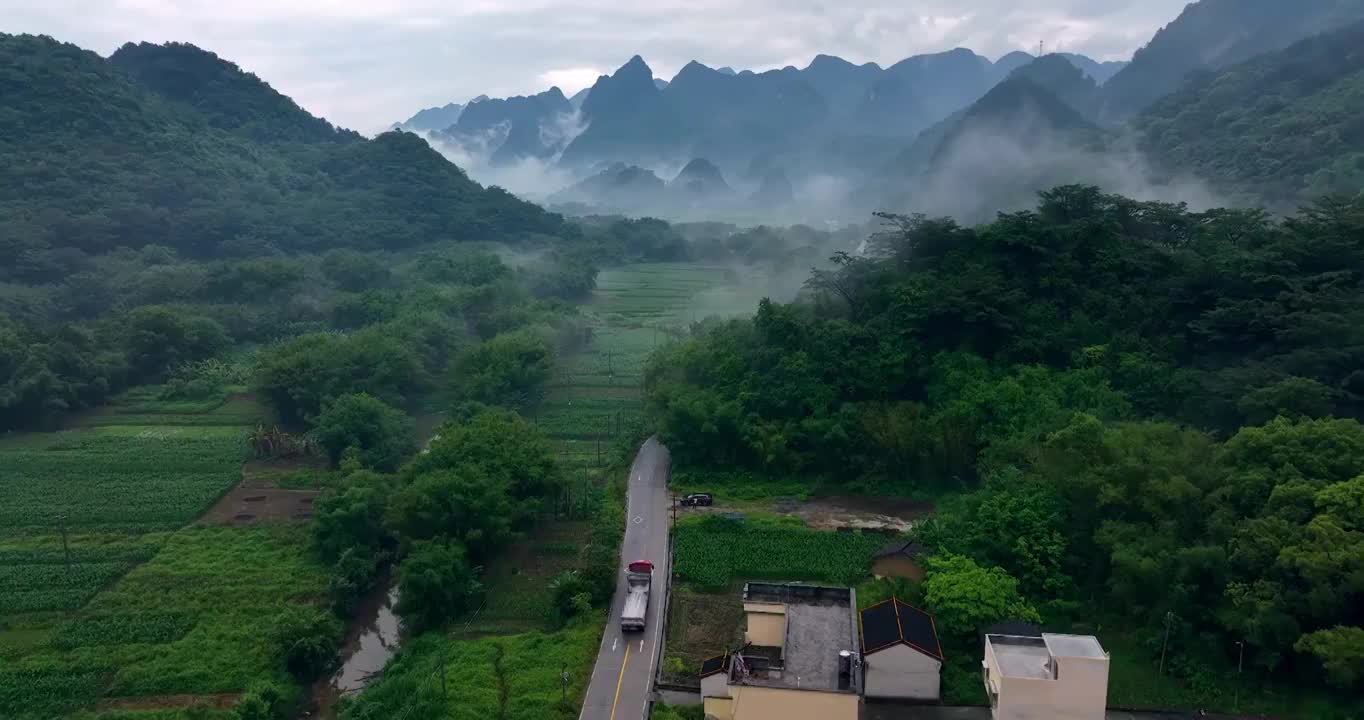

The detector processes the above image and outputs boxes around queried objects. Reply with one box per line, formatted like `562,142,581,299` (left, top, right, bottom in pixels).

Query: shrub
271,607,342,681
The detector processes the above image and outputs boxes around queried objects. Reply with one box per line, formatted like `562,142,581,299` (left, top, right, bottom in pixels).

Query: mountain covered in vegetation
1135,20,1364,207
1100,0,1364,119
0,34,567,271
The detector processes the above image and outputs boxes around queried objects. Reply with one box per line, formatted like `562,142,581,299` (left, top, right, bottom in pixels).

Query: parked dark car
681,493,713,507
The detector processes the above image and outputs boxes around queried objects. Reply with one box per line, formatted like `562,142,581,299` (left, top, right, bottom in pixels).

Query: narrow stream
310,581,403,718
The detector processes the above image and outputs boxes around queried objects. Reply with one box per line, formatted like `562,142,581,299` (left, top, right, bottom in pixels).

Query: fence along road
578,437,671,720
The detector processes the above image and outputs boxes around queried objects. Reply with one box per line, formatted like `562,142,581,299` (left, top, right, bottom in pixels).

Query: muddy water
311,582,403,718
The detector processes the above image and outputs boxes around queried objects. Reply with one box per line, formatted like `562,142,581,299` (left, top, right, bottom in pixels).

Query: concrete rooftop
988,635,1054,680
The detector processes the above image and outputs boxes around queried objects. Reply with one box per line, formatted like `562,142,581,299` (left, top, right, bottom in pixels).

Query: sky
4,0,1192,133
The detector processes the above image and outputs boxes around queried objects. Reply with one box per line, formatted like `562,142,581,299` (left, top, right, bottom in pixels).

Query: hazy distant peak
717,66,737,75
469,94,490,103
808,53,855,69
654,78,669,89
995,51,1036,66
618,54,652,77
544,86,567,101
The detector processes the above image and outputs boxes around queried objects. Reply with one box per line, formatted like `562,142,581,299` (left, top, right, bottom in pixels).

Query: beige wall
744,602,787,649
704,696,735,720
984,645,1109,720
863,642,942,700
728,685,858,720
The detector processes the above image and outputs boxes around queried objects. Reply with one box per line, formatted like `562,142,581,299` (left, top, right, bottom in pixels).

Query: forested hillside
1101,0,1364,119
0,34,582,431
648,187,1364,704
1136,21,1364,207
0,34,566,268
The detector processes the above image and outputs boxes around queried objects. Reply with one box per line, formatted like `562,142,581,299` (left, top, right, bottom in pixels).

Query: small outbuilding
871,540,930,581
859,597,944,701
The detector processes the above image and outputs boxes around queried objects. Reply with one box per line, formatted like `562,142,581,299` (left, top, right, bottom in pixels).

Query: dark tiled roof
873,540,930,560
860,598,944,661
699,653,729,678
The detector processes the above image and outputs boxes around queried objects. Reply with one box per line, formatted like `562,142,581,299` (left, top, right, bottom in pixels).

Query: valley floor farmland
0,392,329,720
537,263,754,472
341,262,772,718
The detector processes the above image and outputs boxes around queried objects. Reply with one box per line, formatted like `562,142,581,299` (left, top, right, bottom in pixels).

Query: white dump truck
620,560,653,632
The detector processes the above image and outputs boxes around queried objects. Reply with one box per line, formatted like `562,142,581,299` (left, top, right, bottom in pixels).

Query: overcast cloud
3,0,1190,133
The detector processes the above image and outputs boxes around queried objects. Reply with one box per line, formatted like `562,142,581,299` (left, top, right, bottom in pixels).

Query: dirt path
97,694,239,711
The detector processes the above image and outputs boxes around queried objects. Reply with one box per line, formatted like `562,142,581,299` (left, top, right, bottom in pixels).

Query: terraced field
539,263,752,469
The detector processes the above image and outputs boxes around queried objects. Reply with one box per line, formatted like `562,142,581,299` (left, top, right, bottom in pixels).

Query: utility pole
1234,640,1244,711
1158,611,1174,676
439,643,449,702
58,512,71,575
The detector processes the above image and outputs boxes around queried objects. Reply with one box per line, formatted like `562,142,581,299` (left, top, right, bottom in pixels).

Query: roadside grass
340,611,606,720
651,702,705,720
669,468,819,504
471,522,592,632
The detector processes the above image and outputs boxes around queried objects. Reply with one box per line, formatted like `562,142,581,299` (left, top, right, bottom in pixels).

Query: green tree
313,393,413,470
271,606,342,681
386,467,516,562
451,329,553,407
396,537,483,633
406,408,563,522
922,553,1040,642
313,472,391,562
121,305,229,381
1294,626,1364,689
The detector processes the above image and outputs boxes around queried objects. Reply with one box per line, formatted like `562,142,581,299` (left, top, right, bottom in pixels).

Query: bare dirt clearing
198,459,325,525
682,495,931,532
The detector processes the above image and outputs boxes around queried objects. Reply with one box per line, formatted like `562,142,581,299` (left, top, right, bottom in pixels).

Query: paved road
579,437,671,720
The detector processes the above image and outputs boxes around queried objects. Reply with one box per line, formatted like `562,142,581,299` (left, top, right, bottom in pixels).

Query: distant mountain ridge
393,49,1125,175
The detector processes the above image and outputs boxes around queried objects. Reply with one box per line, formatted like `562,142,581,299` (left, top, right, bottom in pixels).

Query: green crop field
2,426,247,535
341,611,605,720
0,388,333,720
672,514,889,591
537,263,743,467
0,525,327,719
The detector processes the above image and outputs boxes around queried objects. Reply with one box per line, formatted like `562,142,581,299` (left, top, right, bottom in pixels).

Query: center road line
609,641,632,720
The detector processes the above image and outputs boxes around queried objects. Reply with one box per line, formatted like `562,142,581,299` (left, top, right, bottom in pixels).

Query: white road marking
612,637,618,652
639,639,644,652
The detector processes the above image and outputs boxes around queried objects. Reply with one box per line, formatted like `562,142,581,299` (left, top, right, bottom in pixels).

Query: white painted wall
863,642,942,700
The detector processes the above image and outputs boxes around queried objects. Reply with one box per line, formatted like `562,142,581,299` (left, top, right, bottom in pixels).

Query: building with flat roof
700,583,861,720
983,633,1109,720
